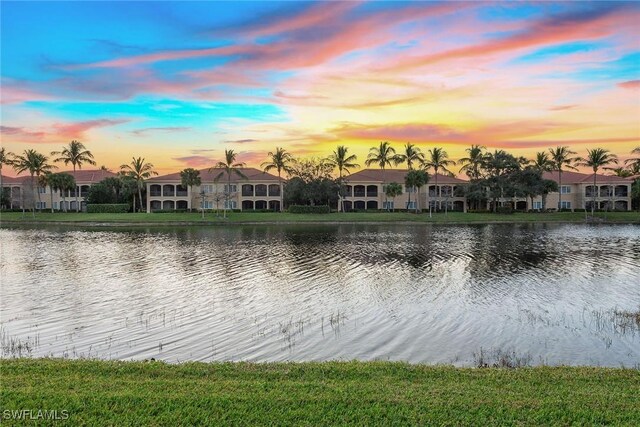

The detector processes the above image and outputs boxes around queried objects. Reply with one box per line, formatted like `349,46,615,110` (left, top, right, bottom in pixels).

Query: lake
1,223,639,366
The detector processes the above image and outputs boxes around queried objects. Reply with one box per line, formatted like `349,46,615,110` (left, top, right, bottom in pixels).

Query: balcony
242,184,254,197
176,185,188,197
255,184,267,197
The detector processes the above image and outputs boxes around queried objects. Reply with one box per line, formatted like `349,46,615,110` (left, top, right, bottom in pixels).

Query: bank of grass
1,359,638,425
1,210,639,225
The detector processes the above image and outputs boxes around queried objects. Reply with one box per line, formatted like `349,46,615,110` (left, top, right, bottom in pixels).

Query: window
533,201,542,210
224,200,237,209
53,202,58,209
201,185,214,194
203,201,214,209
405,186,415,193
406,201,416,209
38,186,46,194
382,201,394,210
561,186,571,194
560,201,571,209
224,184,237,193
35,201,46,209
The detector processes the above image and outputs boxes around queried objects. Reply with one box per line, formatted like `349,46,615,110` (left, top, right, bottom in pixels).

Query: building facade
146,167,283,212
1,169,117,211
343,169,468,212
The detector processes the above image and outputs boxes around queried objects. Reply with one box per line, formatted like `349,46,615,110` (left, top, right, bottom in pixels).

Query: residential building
1,169,117,211
146,168,282,212
342,169,468,212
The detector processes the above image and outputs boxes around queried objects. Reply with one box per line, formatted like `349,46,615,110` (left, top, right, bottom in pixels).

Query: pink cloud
1,119,129,144
132,127,191,136
617,80,640,89
52,119,129,139
172,156,215,167
0,126,47,143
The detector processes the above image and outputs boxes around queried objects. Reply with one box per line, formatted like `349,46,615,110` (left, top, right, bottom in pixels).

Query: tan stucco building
146,167,283,212
1,169,117,211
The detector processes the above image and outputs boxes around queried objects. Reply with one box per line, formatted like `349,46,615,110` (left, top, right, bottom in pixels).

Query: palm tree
576,148,618,215
0,147,15,211
39,172,56,213
404,170,429,213
384,182,403,212
120,157,157,213
392,143,424,211
327,146,359,213
458,145,486,181
364,141,402,211
423,147,454,213
210,149,246,218
625,147,640,173
12,149,55,216
261,147,294,212
607,167,632,178
549,146,577,211
51,141,96,212
180,168,201,212
532,152,554,173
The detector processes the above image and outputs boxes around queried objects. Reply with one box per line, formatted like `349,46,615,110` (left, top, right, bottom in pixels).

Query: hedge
87,204,129,213
288,205,331,214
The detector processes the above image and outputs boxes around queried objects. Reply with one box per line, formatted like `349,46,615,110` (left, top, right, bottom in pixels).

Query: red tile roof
148,167,280,183
1,170,117,185
346,169,467,184
542,171,633,184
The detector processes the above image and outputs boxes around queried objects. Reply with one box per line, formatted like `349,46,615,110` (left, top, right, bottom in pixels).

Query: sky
1,1,639,176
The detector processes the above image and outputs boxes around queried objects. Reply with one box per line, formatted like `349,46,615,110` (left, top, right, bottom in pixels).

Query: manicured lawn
1,359,638,425
1,210,639,224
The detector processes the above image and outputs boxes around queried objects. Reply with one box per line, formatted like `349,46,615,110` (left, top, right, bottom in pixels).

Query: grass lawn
1,210,639,225
1,359,638,425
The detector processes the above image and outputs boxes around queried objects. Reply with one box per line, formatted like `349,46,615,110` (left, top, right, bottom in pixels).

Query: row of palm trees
3,142,639,214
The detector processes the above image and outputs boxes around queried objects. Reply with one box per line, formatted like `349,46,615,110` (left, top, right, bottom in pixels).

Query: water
1,223,639,366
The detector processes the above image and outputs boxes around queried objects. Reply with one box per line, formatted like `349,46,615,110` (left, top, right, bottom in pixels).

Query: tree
1,147,15,210
39,173,56,213
458,145,486,181
549,146,577,211
532,152,553,173
261,147,294,212
576,148,618,215
120,157,157,213
423,147,454,213
51,141,96,212
607,167,632,178
404,170,428,213
384,182,402,212
180,168,201,212
326,146,359,213
48,173,76,212
12,149,55,216
482,150,522,212
211,149,246,219
366,141,400,210
394,143,424,171
625,147,640,173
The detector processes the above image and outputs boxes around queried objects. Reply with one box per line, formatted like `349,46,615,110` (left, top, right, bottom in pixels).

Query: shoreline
2,359,638,425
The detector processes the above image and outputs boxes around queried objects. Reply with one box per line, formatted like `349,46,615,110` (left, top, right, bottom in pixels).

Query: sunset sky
1,1,639,176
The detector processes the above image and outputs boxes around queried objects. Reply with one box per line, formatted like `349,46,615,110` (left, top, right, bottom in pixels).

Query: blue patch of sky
24,98,288,127
510,42,608,65
533,53,639,84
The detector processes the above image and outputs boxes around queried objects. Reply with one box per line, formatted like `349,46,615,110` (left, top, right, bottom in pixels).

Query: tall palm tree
261,147,294,212
120,157,157,213
458,145,486,181
365,142,399,210
393,143,424,211
576,148,618,215
532,152,554,173
0,147,15,211
12,149,55,216
327,146,359,213
39,172,57,213
51,141,96,212
210,149,246,219
549,146,577,211
423,147,454,212
180,168,201,212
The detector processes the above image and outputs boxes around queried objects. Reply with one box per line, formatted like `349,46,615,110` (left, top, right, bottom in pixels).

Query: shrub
496,206,514,214
87,204,129,213
288,205,331,214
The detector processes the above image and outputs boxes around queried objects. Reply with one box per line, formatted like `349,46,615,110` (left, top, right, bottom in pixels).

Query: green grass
1,210,639,225
1,359,638,425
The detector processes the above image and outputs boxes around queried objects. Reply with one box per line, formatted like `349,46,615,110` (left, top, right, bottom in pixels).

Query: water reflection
1,223,639,366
